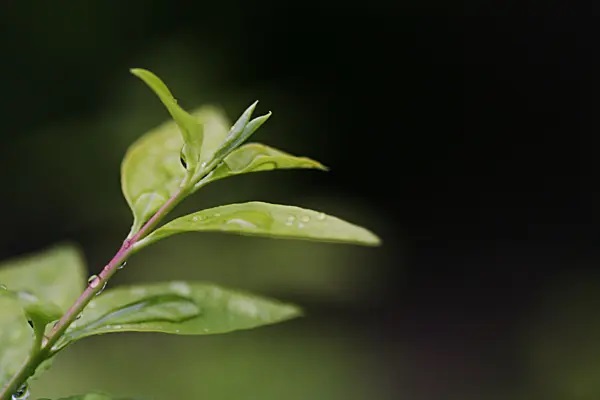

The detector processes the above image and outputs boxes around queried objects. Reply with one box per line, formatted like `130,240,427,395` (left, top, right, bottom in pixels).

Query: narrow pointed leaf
210,105,271,167
56,282,300,350
121,107,231,233
130,69,204,170
202,143,326,185
0,244,86,311
139,202,381,248
0,295,33,390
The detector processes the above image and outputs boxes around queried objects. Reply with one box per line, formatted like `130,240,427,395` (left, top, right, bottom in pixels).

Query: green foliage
0,245,86,311
54,282,300,352
137,202,380,249
0,295,33,389
41,394,133,400
0,68,380,400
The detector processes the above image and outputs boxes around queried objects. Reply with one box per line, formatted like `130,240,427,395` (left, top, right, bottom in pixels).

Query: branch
0,189,188,400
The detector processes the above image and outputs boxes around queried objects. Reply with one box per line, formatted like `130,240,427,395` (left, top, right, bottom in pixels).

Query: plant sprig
0,69,380,400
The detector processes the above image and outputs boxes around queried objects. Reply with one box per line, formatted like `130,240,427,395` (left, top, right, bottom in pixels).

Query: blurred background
0,2,597,399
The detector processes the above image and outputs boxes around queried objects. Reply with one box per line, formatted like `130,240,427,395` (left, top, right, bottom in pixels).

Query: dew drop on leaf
117,262,127,270
298,222,305,229
317,212,326,221
300,215,310,223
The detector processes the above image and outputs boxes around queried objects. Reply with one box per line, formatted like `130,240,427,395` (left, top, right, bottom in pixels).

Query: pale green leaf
130,68,203,171
55,282,300,350
0,244,86,311
121,106,230,234
201,143,326,186
137,202,381,248
0,295,33,391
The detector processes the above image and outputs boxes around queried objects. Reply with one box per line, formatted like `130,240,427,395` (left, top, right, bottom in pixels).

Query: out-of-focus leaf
0,295,33,391
42,393,134,400
137,202,381,249
55,282,300,351
121,106,229,234
0,244,86,311
201,143,326,185
130,69,203,172
13,290,62,340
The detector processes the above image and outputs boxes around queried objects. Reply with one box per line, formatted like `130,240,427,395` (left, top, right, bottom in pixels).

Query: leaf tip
129,68,148,77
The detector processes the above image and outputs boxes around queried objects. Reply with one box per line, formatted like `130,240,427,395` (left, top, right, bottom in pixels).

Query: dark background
1,2,598,399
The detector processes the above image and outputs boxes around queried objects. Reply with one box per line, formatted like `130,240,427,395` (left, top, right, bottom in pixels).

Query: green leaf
201,143,327,186
55,282,301,350
0,244,86,311
13,290,62,340
137,202,381,248
0,295,33,390
44,393,134,400
206,102,272,175
121,106,230,234
130,68,204,171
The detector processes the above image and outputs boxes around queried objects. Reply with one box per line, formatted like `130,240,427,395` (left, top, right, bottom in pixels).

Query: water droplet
192,216,199,222
88,275,99,288
317,212,326,221
285,220,293,226
287,215,296,222
200,161,207,169
214,213,221,217
117,262,127,270
300,215,310,223
75,313,82,320
95,281,107,296
169,281,192,296
298,222,305,229
113,325,122,329
0,284,7,290
175,329,181,333
226,218,257,229
12,383,29,399
70,322,77,329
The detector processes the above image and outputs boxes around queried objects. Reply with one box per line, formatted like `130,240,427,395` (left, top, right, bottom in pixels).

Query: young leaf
136,202,381,249
0,295,33,391
207,103,272,172
199,143,327,187
121,107,230,234
54,282,301,350
130,69,204,171
0,244,86,311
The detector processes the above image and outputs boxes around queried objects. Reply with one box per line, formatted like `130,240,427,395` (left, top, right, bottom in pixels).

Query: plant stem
0,189,188,400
